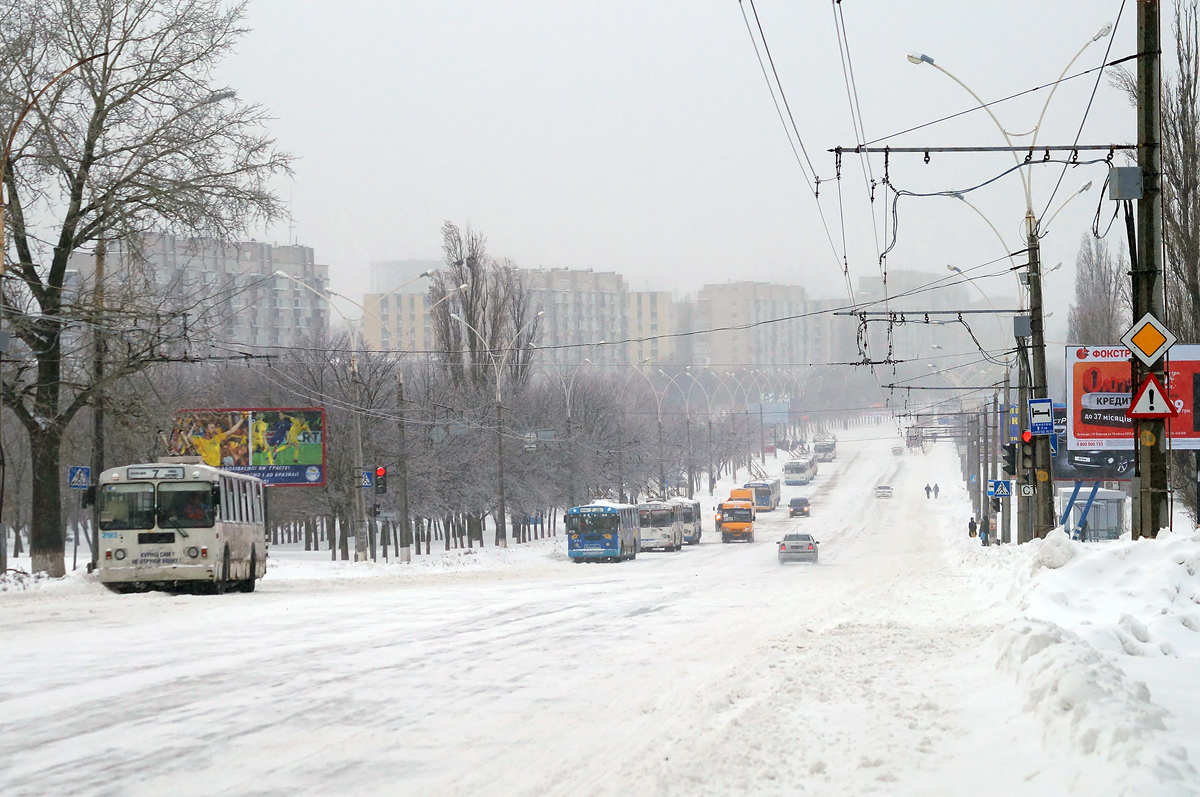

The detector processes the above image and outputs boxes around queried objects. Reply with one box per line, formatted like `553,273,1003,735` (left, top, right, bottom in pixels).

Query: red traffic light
1021,430,1032,443
375,466,387,477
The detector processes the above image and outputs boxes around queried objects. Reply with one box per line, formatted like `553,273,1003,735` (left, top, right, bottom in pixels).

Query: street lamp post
450,311,544,547
907,25,1111,540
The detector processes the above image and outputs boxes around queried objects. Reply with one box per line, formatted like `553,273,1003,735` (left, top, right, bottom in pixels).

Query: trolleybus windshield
567,514,619,533
99,483,156,530
157,482,216,529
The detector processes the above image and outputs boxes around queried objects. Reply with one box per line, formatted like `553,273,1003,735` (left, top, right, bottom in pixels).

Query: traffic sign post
68,465,91,489
1127,373,1179,419
1121,312,1177,367
987,479,1014,498
1028,398,1054,436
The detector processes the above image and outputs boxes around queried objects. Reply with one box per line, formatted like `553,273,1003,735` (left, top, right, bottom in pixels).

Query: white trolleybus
94,459,267,593
565,502,639,562
783,456,818,486
637,501,684,552
669,497,703,545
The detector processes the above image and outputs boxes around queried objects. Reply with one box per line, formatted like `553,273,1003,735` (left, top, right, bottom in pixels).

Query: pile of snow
1036,527,1077,569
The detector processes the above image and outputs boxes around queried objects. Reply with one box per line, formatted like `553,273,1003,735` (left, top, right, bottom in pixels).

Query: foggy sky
220,0,1138,335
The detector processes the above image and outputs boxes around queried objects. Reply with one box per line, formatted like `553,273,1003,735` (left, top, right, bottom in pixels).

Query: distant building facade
69,234,329,351
691,282,808,368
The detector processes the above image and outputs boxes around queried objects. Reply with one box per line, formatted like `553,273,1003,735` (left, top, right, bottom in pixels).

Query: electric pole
1017,342,1032,543
1026,223,1056,537
351,354,368,561
396,365,412,563
1134,0,1169,540
89,238,106,570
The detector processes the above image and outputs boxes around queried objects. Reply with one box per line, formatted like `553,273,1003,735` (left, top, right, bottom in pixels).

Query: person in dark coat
968,517,977,538
933,483,940,499
925,484,932,499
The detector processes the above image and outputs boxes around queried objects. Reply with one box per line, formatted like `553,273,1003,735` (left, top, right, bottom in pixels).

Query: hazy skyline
219,0,1138,320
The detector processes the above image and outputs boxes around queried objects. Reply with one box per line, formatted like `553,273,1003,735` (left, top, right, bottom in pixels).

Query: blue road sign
361,470,373,488
68,465,91,489
987,479,1013,498
1028,398,1054,435
970,474,977,484
1050,433,1059,457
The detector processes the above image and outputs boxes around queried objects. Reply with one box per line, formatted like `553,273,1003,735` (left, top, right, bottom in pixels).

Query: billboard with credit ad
1066,345,1200,451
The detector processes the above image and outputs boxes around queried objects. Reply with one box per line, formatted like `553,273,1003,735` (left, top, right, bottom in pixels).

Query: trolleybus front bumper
97,563,216,584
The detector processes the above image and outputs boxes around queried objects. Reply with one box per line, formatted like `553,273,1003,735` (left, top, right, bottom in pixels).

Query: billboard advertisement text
170,408,326,486
1066,345,1200,452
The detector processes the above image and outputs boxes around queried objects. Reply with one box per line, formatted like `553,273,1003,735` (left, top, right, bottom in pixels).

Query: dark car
789,497,810,518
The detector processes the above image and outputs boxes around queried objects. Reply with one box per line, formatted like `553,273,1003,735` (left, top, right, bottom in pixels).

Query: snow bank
923,441,1200,791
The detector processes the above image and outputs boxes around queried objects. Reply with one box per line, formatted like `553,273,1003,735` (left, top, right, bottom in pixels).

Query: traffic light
991,496,1001,513
1001,443,1017,477
373,504,382,517
374,466,387,494
1020,431,1035,481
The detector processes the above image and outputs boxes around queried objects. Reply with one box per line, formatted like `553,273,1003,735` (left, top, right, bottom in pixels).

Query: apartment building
691,282,808,368
362,260,439,352
522,268,628,366
69,234,328,351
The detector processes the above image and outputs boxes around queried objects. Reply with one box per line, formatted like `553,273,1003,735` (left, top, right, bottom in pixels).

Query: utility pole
1016,343,1032,543
707,415,715,495
1026,221,1056,537
685,414,694,499
495,395,508,547
1134,0,1169,540
981,405,990,542
89,238,106,570
759,403,767,464
995,388,1006,544
395,365,412,563
616,415,626,504
657,410,666,499
350,354,369,561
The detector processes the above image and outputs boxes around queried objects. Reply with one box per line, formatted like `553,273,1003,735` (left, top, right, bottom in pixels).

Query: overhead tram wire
1039,0,1128,227
737,0,856,304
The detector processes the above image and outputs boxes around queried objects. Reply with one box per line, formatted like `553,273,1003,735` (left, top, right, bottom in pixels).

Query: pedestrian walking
980,518,989,546
968,517,977,538
933,483,940,499
924,484,932,499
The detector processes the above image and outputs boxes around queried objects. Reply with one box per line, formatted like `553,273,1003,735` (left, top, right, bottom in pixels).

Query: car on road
874,485,893,499
891,445,904,456
788,497,810,518
778,533,818,564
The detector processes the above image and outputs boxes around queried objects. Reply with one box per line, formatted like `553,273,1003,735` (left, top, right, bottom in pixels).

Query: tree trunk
339,515,350,560
29,427,66,577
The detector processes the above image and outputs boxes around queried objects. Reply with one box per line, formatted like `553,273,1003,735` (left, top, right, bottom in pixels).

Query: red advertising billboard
1066,345,1200,451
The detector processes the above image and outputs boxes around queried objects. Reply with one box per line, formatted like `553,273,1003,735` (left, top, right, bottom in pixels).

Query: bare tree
1066,234,1131,345
0,0,291,575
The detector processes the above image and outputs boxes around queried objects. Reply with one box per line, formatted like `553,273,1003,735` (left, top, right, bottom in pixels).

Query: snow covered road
1,431,1193,795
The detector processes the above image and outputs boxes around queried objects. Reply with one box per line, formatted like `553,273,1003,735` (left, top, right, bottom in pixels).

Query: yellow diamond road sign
1121,312,1176,367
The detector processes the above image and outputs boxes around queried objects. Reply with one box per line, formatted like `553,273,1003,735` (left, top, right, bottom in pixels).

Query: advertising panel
169,408,326,486
1052,404,1133,481
748,402,790,425
1065,344,1200,452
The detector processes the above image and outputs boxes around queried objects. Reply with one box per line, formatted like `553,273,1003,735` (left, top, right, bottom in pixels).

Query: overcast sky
220,0,1141,330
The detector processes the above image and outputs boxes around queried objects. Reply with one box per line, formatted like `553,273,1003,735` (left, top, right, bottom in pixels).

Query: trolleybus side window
220,476,231,521
158,482,217,529
99,483,156,530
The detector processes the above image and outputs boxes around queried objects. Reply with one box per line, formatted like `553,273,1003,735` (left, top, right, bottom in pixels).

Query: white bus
669,497,703,545
637,501,684,551
94,460,267,593
783,456,818,486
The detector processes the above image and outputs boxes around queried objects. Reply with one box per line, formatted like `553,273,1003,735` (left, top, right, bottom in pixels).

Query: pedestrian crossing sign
361,470,373,488
68,465,91,489
987,479,1013,498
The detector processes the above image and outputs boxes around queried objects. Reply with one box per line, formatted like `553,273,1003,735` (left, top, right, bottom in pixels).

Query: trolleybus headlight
113,548,126,560
187,546,200,559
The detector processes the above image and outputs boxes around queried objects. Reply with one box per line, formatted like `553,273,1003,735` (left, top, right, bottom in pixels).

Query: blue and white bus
669,497,703,545
565,502,640,562
743,479,781,511
783,456,818,486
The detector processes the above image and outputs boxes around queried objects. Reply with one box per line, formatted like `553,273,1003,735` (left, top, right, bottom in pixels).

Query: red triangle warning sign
1127,373,1179,419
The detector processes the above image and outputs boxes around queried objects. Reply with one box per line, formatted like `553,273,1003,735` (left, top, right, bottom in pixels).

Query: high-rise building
69,234,328,351
362,291,434,353
691,282,807,368
369,259,439,294
628,291,680,369
522,268,628,366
